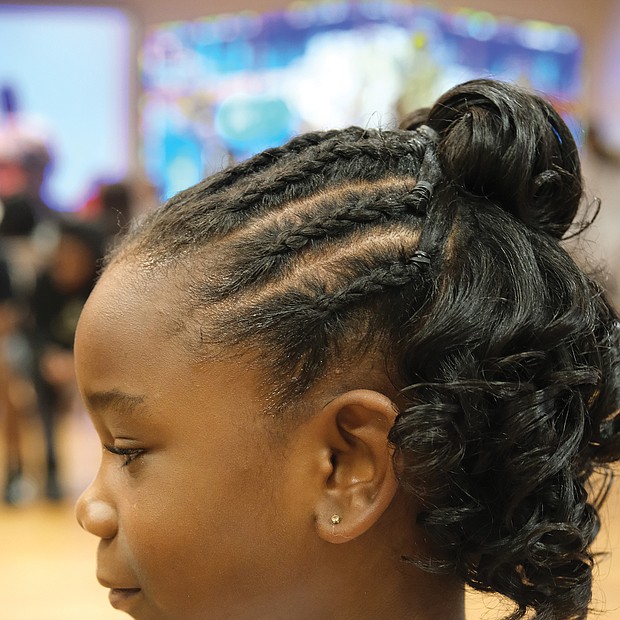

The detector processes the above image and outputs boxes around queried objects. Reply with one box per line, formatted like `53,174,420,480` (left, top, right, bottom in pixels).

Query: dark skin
74,261,465,620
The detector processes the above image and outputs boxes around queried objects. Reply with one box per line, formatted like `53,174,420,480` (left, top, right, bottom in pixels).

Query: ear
312,389,399,544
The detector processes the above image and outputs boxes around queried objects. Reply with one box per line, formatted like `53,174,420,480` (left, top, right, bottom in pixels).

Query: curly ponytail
390,79,620,620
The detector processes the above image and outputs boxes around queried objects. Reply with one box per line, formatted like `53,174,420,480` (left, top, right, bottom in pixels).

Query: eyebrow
84,389,146,415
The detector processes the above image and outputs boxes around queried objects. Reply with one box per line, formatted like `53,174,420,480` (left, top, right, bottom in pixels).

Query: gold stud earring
330,514,341,525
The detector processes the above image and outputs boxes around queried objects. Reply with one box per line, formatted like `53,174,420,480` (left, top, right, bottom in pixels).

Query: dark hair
112,79,620,620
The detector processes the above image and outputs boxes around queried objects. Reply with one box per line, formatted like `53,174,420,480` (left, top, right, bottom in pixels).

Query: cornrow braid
313,256,427,316
126,128,430,258
213,183,429,299
260,192,425,255
406,126,451,256
199,127,370,194
218,250,431,392
203,131,426,228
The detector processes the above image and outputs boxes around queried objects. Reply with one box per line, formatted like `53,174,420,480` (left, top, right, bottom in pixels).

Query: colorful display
142,2,583,199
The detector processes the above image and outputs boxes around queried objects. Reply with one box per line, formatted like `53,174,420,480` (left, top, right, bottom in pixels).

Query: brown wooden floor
1,407,619,619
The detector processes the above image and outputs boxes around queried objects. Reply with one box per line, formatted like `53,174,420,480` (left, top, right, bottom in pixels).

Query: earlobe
314,390,400,544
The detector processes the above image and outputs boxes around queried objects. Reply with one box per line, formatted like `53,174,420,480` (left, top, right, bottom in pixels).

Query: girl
74,79,620,620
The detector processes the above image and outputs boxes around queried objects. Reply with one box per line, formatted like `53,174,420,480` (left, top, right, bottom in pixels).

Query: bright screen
142,3,583,199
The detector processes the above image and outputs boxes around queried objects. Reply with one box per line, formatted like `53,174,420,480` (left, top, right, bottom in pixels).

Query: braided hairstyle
112,79,620,620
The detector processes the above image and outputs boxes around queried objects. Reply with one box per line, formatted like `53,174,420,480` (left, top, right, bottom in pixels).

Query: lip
108,587,142,611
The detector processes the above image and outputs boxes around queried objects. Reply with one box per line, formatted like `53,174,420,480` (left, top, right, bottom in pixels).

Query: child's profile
74,79,620,620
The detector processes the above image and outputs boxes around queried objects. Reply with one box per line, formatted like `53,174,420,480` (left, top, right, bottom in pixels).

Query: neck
319,552,465,620
313,497,466,620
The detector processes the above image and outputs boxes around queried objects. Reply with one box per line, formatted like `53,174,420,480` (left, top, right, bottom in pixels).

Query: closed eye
104,444,145,467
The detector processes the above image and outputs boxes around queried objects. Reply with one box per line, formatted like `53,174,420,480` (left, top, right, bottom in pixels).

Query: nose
75,482,118,540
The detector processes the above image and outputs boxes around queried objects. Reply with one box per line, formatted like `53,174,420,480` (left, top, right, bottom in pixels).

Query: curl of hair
388,201,620,619
401,79,582,238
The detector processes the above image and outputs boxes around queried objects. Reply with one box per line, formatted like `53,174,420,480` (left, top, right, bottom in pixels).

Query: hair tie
414,126,442,191
408,180,434,213
410,250,431,267
411,181,434,201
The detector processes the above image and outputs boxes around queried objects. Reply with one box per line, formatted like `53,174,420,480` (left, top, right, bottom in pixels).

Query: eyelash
104,444,145,467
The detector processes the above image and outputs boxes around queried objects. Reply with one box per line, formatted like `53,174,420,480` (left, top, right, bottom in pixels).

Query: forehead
75,262,186,387
79,264,161,330
74,261,273,430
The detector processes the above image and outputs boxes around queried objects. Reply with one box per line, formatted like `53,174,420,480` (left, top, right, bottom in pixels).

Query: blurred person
0,83,59,325
78,176,160,248
0,247,23,504
0,86,68,503
30,218,103,500
79,180,133,246
0,85,56,230
570,123,620,312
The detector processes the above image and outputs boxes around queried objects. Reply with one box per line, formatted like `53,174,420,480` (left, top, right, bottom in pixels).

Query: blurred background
0,0,619,618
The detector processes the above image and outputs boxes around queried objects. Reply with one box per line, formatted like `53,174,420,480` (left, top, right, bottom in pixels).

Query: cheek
119,461,302,619
121,447,286,581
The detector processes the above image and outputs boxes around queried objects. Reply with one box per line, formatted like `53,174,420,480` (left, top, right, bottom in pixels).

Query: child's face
74,264,322,620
